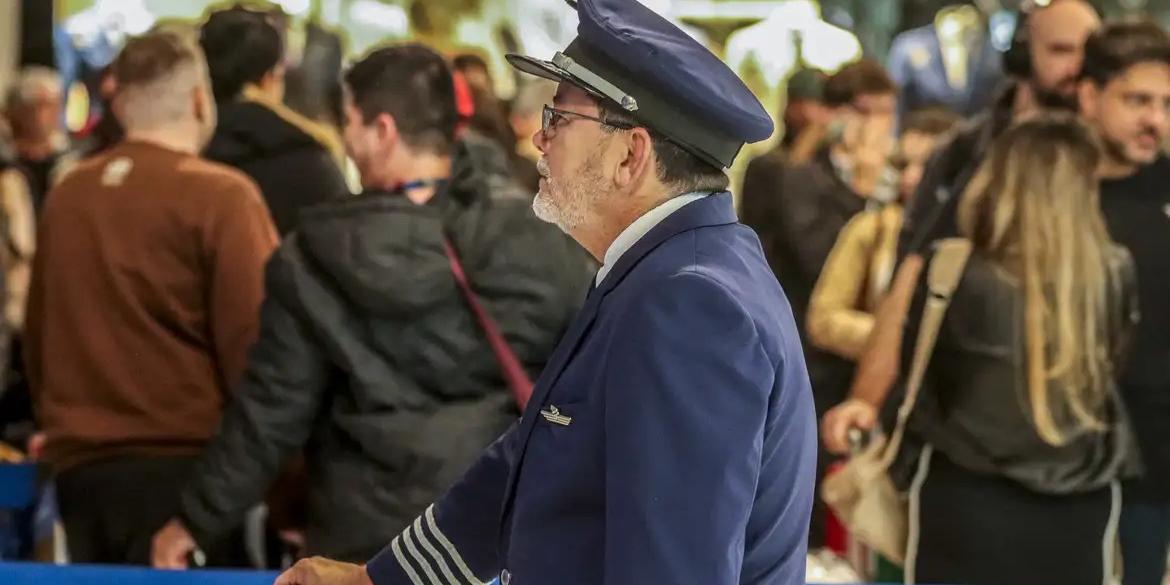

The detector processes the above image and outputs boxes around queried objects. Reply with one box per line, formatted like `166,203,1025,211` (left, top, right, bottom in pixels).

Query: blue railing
0,563,897,585
2,464,897,585
0,464,36,509
0,562,279,584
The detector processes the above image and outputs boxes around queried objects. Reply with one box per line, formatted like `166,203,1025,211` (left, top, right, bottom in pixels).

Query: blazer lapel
498,192,739,525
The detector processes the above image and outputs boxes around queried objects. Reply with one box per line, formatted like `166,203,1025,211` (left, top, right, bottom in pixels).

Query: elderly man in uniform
275,0,817,584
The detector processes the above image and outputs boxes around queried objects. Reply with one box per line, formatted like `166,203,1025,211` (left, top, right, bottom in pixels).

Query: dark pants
55,455,248,566
1120,498,1170,585
0,336,31,447
807,350,854,550
912,449,1116,585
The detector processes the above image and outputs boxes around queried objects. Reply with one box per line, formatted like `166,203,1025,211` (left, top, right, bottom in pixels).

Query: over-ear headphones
1002,5,1035,78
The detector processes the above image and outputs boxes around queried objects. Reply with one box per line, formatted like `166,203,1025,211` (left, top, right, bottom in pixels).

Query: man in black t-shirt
1078,23,1170,585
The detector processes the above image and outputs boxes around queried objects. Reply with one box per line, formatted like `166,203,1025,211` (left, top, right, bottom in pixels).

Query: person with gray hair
25,30,277,566
1,67,67,471
0,107,37,455
3,66,75,211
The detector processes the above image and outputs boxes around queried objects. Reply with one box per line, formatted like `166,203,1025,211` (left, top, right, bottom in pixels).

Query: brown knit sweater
26,140,278,472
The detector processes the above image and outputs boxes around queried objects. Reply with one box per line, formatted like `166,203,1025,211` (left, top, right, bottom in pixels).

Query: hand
279,529,307,550
26,433,46,460
842,115,894,189
851,116,893,174
275,557,373,585
821,399,878,455
152,519,196,569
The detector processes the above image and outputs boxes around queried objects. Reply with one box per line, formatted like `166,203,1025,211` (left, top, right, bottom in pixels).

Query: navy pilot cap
506,0,774,170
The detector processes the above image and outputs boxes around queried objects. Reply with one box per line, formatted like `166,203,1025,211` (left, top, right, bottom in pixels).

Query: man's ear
1077,79,1100,121
110,94,127,125
614,127,655,190
373,112,399,147
192,85,211,124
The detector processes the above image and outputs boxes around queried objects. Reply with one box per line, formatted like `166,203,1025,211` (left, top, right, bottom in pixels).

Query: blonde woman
873,114,1138,585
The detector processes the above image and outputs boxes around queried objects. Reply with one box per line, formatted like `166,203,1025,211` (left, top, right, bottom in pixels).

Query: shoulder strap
442,237,535,411
880,238,973,466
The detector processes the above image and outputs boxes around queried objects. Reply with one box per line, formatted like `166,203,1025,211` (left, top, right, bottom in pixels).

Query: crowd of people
0,0,1166,584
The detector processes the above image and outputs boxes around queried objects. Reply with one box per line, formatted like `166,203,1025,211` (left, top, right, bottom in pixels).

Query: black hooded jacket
178,139,594,561
204,98,349,235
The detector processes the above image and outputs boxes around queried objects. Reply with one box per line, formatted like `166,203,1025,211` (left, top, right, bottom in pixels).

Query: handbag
442,237,536,411
820,238,972,565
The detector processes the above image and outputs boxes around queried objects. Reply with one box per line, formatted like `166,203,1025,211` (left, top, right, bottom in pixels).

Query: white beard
533,155,606,233
532,157,563,229
531,191,566,231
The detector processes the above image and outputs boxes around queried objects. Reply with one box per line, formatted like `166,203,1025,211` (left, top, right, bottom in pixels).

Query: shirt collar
595,192,709,286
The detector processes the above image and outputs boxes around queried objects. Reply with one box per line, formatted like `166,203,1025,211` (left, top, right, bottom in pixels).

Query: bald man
1018,0,1104,110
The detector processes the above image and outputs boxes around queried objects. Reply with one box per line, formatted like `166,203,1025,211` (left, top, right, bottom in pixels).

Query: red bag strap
442,238,535,411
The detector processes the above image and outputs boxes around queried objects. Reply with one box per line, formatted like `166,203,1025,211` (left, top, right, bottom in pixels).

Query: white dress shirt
595,192,710,286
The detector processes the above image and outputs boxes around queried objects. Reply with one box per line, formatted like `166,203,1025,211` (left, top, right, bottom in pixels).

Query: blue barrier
0,562,280,584
0,563,898,585
0,542,895,585
0,464,36,509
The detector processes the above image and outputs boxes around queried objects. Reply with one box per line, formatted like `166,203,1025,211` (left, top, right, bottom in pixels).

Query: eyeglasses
541,105,633,140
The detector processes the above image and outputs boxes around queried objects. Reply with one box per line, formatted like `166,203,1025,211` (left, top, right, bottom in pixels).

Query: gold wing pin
540,405,573,426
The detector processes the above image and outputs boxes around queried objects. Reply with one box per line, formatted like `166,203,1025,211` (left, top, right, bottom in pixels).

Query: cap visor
507,53,607,102
506,54,571,83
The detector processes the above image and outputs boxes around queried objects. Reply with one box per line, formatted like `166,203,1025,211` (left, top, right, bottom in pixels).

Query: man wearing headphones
896,0,1101,258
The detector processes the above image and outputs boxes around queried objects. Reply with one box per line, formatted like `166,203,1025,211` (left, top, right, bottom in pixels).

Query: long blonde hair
957,113,1114,446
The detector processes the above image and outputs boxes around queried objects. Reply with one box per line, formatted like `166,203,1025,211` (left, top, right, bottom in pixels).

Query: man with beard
823,0,1100,447
896,0,1101,257
1077,21,1170,585
273,0,818,584
25,31,276,566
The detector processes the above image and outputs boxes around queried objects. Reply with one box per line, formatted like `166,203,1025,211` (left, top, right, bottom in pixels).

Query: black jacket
897,84,1016,258
742,147,868,411
179,141,594,561
739,147,785,271
890,245,1140,494
743,148,870,331
204,98,348,235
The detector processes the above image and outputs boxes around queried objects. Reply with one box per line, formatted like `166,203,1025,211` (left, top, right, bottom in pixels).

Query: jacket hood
205,87,344,166
291,138,526,318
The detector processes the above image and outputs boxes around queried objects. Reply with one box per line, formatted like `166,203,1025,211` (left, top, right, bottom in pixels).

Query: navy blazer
888,24,1003,124
366,193,817,585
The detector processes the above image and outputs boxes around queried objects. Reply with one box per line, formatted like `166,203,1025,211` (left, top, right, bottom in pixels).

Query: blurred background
3,0,1168,158
2,1,1170,584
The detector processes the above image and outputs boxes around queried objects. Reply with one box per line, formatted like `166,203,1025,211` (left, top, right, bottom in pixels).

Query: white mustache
536,158,550,178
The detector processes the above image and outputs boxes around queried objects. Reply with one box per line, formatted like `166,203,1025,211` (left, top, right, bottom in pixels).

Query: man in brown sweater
24,30,278,565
